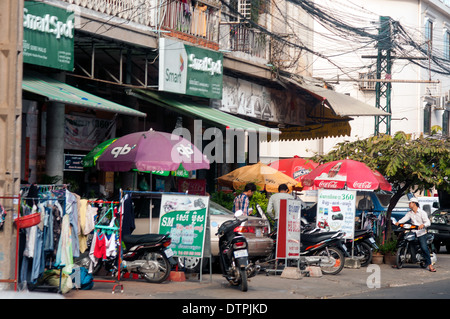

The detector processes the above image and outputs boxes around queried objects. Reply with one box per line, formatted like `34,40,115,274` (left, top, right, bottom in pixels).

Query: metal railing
220,22,269,59
63,0,269,57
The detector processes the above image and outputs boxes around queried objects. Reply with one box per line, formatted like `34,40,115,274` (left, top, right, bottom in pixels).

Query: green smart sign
159,195,209,258
23,1,74,71
159,38,223,99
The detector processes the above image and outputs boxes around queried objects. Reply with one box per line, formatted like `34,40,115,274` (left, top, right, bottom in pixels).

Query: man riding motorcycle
394,197,436,272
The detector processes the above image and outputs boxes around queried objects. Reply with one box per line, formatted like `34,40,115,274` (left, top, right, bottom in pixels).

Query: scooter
299,230,346,275
394,223,437,269
267,222,346,275
216,211,258,292
80,233,176,284
121,233,177,283
343,228,378,267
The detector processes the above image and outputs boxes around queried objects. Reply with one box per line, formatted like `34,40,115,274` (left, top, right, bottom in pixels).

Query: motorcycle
267,221,346,275
121,233,177,283
394,223,437,269
343,228,379,267
216,211,258,292
299,229,346,275
77,233,177,284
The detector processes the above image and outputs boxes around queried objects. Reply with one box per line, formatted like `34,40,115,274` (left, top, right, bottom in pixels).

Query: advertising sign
159,38,223,99
159,194,209,258
317,189,356,239
276,199,302,259
64,114,116,151
23,1,74,71
64,154,84,171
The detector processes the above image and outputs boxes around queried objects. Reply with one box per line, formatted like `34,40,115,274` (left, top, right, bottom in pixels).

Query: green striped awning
132,89,279,134
22,73,146,117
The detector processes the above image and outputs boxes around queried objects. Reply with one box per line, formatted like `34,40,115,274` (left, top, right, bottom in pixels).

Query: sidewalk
61,253,450,299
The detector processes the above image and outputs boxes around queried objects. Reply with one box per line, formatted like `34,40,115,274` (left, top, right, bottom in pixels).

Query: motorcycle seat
302,231,341,244
122,234,166,245
354,229,370,236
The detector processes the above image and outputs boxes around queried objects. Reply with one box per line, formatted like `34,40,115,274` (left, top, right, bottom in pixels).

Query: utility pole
374,16,393,135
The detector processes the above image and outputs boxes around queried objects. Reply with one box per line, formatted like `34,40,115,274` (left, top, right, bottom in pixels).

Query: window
424,103,432,134
445,31,450,60
443,110,449,136
425,18,433,54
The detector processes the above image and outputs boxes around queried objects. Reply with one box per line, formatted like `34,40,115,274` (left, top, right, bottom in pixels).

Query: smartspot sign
158,38,223,99
23,1,74,71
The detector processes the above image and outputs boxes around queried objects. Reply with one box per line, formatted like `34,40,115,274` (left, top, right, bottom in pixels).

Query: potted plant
378,239,398,265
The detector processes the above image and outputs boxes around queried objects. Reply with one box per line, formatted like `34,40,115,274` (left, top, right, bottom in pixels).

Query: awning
22,73,147,117
131,89,280,135
277,121,351,141
281,76,389,117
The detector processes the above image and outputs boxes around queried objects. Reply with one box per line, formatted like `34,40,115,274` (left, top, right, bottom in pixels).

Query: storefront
21,1,146,197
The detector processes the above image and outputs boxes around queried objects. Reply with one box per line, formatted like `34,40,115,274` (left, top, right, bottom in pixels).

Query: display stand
121,190,212,283
90,200,123,294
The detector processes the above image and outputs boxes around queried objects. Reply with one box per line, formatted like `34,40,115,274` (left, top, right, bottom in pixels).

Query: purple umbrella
96,129,209,172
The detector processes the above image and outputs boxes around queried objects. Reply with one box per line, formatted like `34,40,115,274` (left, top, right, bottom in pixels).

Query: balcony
219,22,269,60
64,0,221,50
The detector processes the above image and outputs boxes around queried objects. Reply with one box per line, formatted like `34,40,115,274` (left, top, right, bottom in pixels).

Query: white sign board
317,189,356,239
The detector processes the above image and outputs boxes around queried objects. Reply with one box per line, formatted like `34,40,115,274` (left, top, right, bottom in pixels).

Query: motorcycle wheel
140,251,171,283
315,246,345,275
353,242,373,267
239,268,248,292
396,247,405,269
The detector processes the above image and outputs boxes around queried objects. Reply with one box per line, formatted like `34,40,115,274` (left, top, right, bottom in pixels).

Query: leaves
311,131,450,239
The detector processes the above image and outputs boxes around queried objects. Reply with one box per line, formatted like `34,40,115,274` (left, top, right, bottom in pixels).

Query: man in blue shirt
233,183,256,216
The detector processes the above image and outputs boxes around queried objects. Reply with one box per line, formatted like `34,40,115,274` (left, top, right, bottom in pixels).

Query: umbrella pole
149,172,153,234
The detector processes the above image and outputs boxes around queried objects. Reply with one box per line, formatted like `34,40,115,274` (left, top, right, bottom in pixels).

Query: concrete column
45,73,66,182
0,0,23,288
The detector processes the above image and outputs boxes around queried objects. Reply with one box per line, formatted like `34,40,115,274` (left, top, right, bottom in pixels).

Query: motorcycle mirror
234,210,244,218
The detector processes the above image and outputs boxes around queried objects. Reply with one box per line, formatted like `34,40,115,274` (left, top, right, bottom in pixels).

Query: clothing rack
90,200,123,294
19,193,68,293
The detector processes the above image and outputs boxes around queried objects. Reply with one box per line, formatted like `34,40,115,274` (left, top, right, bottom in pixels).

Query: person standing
233,183,256,216
266,184,296,225
395,197,436,272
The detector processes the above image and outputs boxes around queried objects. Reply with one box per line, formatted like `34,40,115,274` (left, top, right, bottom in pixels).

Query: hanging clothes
121,194,135,236
65,190,80,258
93,231,107,260
55,214,73,269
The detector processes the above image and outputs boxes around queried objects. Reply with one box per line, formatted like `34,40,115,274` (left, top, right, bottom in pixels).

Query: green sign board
159,38,223,99
159,195,209,258
23,1,74,71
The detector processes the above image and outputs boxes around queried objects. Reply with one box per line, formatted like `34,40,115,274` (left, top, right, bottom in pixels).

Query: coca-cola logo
352,181,374,189
317,181,339,188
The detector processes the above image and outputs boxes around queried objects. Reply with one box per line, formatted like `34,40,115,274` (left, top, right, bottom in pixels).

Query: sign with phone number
317,189,356,239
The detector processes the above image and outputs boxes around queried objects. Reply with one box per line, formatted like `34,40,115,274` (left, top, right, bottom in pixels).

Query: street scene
1,0,450,305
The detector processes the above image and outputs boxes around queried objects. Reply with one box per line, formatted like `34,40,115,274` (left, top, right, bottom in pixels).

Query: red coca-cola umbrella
301,159,392,191
268,156,319,182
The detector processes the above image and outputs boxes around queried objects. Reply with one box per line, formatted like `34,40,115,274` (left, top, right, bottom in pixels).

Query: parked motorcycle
121,233,177,283
394,223,437,269
300,230,346,275
343,228,378,267
216,211,258,292
78,233,176,284
267,222,346,275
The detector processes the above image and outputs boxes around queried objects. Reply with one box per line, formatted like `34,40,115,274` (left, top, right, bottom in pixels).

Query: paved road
60,252,450,300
